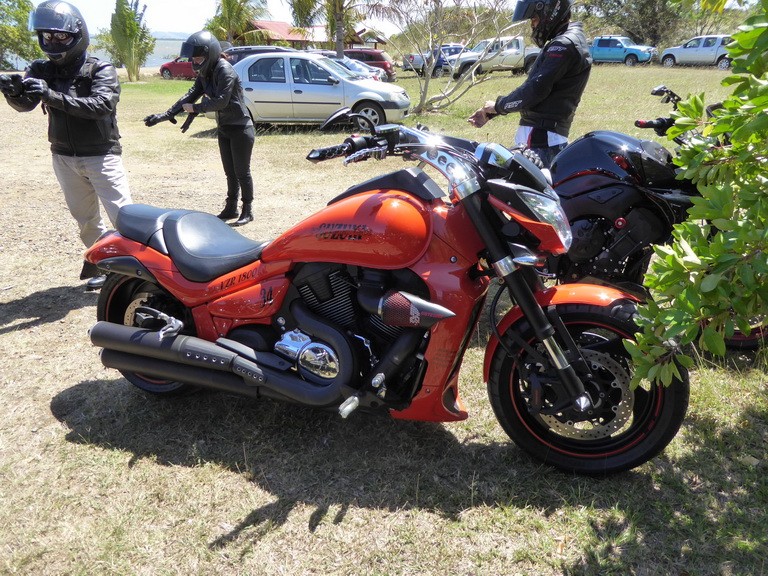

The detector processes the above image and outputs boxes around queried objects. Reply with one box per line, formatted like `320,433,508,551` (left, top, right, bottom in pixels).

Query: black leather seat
116,204,268,283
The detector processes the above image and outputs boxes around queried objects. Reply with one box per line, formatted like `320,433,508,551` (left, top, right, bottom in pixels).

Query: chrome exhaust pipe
90,322,343,407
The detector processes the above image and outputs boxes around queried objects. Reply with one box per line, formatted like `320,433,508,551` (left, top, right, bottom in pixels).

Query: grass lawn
0,63,765,575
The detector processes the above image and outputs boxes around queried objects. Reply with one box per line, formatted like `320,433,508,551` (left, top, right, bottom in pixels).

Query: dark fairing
550,131,679,194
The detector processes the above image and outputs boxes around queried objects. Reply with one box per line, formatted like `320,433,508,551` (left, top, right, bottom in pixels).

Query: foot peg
338,395,360,419
135,306,183,339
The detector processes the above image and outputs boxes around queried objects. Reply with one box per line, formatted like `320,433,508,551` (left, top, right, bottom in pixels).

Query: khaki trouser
51,153,132,247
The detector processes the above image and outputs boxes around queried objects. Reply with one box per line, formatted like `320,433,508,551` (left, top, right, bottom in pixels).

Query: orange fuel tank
261,190,433,269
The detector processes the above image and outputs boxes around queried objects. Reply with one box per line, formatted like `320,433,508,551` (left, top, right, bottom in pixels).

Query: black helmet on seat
180,31,221,77
29,0,90,66
513,0,572,48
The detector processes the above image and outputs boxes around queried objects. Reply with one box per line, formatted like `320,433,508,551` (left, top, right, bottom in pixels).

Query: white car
232,52,410,126
660,34,732,69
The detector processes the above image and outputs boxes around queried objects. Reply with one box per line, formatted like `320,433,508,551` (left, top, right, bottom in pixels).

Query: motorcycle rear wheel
96,274,197,395
487,302,689,474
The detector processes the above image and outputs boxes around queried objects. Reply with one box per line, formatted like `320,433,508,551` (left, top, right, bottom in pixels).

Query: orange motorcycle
86,111,689,474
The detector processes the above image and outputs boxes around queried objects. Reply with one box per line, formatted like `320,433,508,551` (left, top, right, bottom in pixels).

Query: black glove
22,77,51,101
510,146,545,169
0,74,24,97
143,112,177,127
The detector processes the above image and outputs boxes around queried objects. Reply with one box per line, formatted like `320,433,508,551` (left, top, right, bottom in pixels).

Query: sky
31,0,396,36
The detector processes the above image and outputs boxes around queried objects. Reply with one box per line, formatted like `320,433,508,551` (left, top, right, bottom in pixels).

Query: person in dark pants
467,0,592,168
144,31,255,226
1,0,132,290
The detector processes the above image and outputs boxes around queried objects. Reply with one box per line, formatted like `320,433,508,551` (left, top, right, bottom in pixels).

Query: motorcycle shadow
0,285,95,336
50,379,660,535
49,378,768,568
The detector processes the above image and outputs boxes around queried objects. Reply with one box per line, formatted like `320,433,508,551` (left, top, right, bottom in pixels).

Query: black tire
352,101,385,127
661,55,676,67
717,57,731,70
723,317,766,350
432,66,445,78
96,274,197,395
624,54,638,67
161,68,172,79
487,302,689,474
458,62,473,78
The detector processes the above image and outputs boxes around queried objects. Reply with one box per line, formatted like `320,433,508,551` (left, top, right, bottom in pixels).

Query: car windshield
316,57,356,79
443,46,463,56
469,40,490,53
338,57,372,77
616,37,633,45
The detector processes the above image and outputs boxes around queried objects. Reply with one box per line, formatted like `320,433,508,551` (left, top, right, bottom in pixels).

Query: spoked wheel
352,101,385,128
488,302,689,474
96,274,197,395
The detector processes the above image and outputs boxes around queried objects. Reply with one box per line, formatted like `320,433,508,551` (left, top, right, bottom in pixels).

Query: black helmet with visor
180,31,221,77
513,0,572,48
29,0,90,66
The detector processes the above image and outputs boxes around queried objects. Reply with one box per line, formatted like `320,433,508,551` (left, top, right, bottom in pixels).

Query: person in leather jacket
468,0,592,168
144,31,255,226
1,0,132,290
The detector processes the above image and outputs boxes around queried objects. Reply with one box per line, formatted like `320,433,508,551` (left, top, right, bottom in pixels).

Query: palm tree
288,0,391,55
208,0,268,45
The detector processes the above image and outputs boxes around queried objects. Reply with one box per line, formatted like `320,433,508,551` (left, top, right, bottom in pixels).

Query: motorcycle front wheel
487,302,689,475
96,274,197,395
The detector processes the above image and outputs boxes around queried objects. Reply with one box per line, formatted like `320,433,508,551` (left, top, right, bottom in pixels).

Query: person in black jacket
144,31,255,226
1,0,132,290
468,0,592,168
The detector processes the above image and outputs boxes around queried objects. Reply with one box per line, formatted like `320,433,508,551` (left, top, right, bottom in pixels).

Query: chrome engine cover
275,329,340,381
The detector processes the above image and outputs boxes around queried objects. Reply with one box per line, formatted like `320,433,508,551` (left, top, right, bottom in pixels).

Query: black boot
80,261,100,279
232,203,253,227
80,261,106,291
217,197,238,220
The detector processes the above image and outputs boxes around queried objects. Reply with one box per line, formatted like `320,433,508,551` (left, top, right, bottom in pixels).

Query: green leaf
701,326,727,356
675,354,695,369
700,273,722,293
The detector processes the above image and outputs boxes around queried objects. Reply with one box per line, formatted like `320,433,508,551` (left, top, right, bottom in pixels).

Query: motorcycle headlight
519,189,572,251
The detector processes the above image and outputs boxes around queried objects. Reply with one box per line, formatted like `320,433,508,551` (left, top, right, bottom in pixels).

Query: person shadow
50,376,767,572
0,285,95,336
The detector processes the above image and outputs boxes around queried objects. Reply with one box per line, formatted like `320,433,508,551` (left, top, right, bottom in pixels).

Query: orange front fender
482,283,640,381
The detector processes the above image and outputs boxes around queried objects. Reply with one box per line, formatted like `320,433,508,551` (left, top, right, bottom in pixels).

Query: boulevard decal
315,223,372,241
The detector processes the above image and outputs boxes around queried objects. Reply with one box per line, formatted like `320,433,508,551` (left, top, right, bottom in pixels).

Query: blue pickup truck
589,35,657,66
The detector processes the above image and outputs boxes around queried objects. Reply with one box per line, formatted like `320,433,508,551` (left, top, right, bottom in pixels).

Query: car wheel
352,101,385,127
459,63,473,78
624,54,638,67
661,55,675,67
161,69,172,79
432,66,445,78
717,57,731,70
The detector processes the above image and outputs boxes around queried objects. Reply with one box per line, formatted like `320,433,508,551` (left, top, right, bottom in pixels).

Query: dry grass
0,66,765,575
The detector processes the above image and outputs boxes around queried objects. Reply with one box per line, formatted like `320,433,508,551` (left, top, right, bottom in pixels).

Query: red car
343,48,397,81
159,57,196,79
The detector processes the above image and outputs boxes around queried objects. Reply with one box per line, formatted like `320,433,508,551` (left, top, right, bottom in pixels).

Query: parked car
159,57,196,79
231,52,410,126
343,48,397,82
589,35,656,66
660,34,732,69
447,35,540,79
223,45,296,65
308,50,386,81
404,43,464,77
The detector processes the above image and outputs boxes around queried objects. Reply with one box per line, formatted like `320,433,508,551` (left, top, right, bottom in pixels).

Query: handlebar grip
635,117,673,130
306,143,351,163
